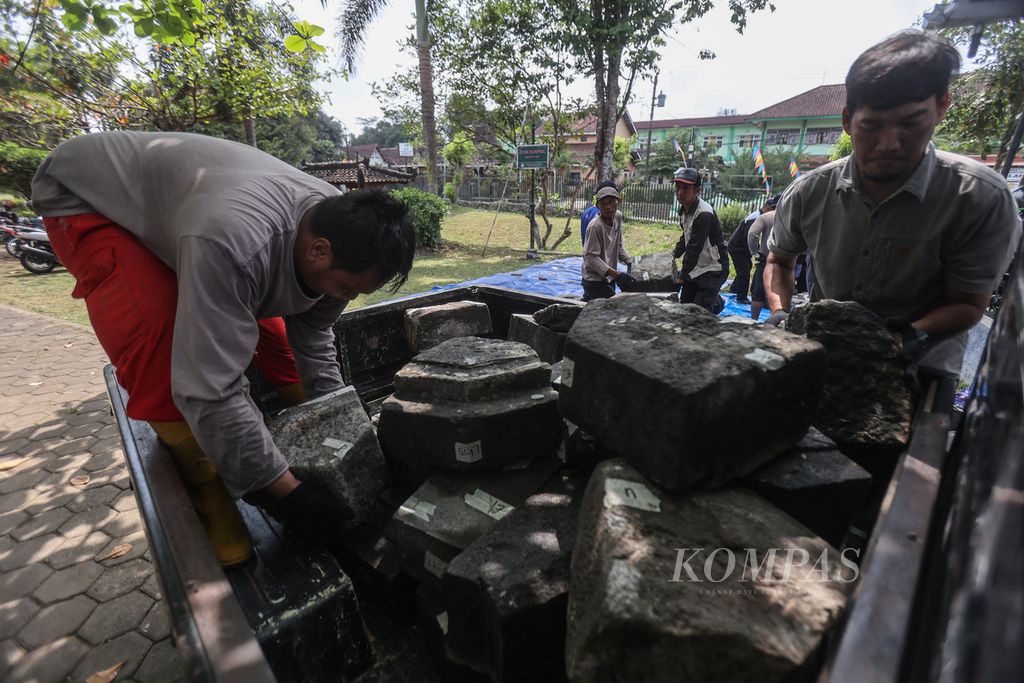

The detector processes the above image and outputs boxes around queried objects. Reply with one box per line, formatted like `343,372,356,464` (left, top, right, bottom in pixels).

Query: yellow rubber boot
149,421,254,567
274,381,306,408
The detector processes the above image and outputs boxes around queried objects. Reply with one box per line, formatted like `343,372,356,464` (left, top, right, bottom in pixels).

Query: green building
634,84,846,168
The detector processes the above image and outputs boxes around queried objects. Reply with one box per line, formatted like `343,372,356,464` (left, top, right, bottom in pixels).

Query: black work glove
886,318,931,399
615,271,638,291
764,310,789,328
244,481,353,536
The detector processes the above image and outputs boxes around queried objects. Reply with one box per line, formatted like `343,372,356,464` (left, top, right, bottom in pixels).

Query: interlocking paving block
444,475,582,682
5,635,88,683
134,638,185,683
0,532,65,572
559,295,825,491
566,459,851,683
78,591,152,646
72,631,150,681
389,456,561,591
742,437,873,548
786,300,912,465
139,602,171,641
381,338,562,472
87,557,151,602
405,301,493,352
34,561,104,604
0,597,39,641
270,386,390,528
11,507,73,542
19,594,96,649
0,563,52,603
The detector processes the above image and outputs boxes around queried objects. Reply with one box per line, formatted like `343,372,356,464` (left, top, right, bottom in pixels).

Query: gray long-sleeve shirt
582,211,630,282
32,131,347,497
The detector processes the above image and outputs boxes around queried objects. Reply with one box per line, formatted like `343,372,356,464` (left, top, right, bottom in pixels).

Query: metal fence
410,173,769,225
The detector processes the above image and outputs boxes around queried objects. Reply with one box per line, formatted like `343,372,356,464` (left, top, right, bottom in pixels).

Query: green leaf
60,12,87,30
134,17,155,37
284,35,307,53
305,24,325,38
308,40,326,53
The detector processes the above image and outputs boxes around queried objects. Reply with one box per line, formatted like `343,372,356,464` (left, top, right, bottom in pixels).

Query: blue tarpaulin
430,256,769,321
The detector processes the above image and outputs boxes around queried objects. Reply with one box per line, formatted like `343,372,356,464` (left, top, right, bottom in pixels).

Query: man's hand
886,318,931,398
615,271,637,290
244,480,353,536
764,310,789,328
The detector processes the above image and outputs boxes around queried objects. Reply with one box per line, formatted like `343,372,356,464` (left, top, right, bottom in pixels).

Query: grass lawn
0,206,695,323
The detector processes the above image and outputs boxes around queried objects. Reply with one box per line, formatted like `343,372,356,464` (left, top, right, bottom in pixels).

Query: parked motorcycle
15,226,60,274
1,222,21,257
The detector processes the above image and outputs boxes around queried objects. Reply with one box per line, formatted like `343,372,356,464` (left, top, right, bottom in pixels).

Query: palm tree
336,0,439,195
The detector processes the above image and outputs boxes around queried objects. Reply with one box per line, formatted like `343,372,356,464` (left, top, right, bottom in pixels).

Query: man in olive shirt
765,31,1020,379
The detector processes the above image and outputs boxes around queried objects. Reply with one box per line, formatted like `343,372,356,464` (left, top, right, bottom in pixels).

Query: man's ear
841,106,852,135
936,90,951,122
308,236,334,264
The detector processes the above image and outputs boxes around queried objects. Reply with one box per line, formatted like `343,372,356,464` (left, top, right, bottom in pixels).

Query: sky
293,0,951,137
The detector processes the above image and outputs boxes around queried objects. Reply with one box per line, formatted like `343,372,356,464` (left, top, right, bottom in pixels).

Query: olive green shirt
769,144,1021,374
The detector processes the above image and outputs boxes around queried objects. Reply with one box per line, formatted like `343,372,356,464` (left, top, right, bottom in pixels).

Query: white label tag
455,440,483,463
464,489,515,521
604,478,661,513
400,495,437,523
321,437,354,461
437,611,449,635
562,357,575,388
744,347,785,370
424,551,447,578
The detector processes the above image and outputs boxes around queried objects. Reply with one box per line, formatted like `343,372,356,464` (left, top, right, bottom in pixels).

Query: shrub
391,187,447,248
717,202,749,237
443,181,458,204
0,142,48,199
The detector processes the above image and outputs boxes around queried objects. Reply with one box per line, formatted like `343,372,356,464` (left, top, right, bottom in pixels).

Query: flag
789,159,801,178
673,138,687,163
753,147,765,168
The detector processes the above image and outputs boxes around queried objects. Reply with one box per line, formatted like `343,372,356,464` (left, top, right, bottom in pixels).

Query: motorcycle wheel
5,238,19,257
20,251,56,274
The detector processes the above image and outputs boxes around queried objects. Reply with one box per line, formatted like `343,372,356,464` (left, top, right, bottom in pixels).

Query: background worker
764,30,1021,387
32,131,416,566
581,185,633,300
727,202,766,304
672,167,729,314
746,193,782,320
580,179,619,246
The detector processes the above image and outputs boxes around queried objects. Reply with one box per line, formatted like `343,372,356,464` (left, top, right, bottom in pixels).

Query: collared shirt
747,210,775,258
582,210,630,282
769,143,1021,373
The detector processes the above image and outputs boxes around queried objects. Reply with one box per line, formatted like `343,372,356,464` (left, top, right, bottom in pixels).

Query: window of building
579,136,588,142
804,127,843,145
738,134,759,148
703,135,723,149
766,128,801,146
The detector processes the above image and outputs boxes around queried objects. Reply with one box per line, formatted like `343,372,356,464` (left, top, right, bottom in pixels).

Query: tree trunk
243,117,257,148
596,49,622,181
538,173,553,249
416,0,439,195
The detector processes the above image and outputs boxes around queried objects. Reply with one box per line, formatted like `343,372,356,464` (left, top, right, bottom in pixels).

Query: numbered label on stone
464,488,515,521
603,477,661,513
454,440,483,463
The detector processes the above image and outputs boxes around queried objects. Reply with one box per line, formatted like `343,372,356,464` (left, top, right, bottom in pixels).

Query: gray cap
596,186,620,200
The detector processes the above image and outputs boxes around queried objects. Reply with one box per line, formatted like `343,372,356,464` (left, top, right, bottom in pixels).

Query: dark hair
846,30,960,113
309,189,416,292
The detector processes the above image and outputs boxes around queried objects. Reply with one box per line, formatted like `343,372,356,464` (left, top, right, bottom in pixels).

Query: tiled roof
302,160,414,188
634,114,750,130
534,110,638,137
378,146,402,165
748,84,846,120
343,144,381,161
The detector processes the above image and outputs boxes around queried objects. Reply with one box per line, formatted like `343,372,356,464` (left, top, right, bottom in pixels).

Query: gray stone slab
405,301,493,352
507,313,539,346
531,325,567,363
559,295,826,491
34,560,104,604
566,459,851,683
19,594,96,649
786,300,912,458
392,338,551,402
414,584,489,683
532,304,583,334
630,251,678,281
270,386,390,528
389,456,561,591
444,476,581,682
381,388,561,472
78,590,153,645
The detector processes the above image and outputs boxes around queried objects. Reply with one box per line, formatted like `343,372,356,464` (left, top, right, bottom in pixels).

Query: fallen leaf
0,458,26,472
28,382,42,386
64,342,75,348
96,543,132,562
70,475,91,486
86,660,126,683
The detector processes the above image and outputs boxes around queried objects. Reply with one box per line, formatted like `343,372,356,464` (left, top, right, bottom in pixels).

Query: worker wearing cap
672,167,729,313
581,185,633,300
746,193,782,320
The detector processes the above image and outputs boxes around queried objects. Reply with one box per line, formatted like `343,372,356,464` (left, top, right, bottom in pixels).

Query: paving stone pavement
0,304,185,683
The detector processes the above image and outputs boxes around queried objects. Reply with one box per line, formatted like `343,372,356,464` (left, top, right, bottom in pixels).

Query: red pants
45,213,301,421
